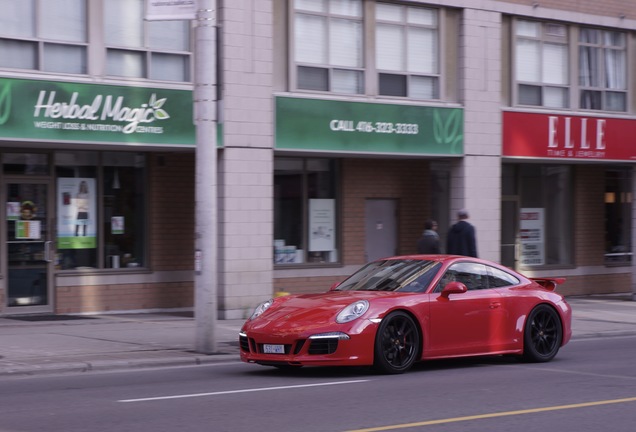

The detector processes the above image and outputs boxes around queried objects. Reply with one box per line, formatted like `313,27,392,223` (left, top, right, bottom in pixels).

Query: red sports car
239,255,572,374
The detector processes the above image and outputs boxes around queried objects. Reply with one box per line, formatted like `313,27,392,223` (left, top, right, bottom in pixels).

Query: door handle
44,241,53,263
489,302,501,309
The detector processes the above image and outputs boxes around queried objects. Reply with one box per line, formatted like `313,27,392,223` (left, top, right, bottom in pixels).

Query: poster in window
6,202,20,220
15,220,41,240
309,199,335,252
57,178,97,249
520,208,544,266
111,216,125,235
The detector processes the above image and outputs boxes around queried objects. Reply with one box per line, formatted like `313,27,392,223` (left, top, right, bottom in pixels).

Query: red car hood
246,291,407,333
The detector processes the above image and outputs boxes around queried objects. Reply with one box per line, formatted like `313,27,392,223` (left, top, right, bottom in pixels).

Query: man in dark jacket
446,209,477,257
417,220,440,254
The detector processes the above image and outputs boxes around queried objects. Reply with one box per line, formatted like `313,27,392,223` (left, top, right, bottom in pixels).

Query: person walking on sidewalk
417,220,441,254
446,209,477,257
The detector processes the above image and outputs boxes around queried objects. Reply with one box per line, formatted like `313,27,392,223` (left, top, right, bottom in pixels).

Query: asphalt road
1,335,635,432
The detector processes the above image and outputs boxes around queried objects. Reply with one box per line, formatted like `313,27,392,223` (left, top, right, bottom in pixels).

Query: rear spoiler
530,277,566,292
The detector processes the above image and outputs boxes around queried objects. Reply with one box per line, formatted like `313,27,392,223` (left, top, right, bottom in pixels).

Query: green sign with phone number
275,96,463,155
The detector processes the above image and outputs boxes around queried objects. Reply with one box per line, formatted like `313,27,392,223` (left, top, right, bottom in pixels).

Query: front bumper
239,320,378,367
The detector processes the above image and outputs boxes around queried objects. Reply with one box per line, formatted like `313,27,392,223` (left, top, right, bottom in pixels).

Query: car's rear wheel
373,311,420,374
523,304,562,362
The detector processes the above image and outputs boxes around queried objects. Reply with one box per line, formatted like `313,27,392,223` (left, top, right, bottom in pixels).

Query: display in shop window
520,208,545,266
111,216,124,235
57,177,97,249
309,199,335,252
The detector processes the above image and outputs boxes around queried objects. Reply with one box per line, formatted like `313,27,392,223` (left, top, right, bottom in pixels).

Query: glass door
5,182,54,312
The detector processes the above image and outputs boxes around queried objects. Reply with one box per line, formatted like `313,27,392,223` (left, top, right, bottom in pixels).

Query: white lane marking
118,379,370,403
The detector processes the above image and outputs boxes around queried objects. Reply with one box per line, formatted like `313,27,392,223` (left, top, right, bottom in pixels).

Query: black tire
373,311,420,374
523,304,562,362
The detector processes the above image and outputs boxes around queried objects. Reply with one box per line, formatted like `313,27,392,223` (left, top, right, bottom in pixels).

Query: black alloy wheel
523,304,563,362
374,311,420,374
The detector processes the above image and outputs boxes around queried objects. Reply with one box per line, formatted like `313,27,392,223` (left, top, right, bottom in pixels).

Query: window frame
290,0,445,99
0,0,88,75
291,0,365,95
578,27,627,112
604,167,632,265
103,0,193,83
375,2,441,100
513,19,570,109
274,157,340,267
54,151,149,272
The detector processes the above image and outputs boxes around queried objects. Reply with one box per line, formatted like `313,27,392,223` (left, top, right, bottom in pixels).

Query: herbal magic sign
0,77,195,146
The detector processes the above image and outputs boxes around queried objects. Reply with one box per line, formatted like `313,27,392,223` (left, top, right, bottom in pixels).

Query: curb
0,353,240,378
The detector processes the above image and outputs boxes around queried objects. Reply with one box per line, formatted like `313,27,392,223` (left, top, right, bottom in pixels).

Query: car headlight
249,299,273,321
336,300,369,323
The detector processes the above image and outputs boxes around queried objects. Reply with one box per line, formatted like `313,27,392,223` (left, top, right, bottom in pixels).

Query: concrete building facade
2,0,635,319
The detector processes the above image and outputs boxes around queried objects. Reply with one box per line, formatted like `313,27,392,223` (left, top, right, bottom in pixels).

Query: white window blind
409,27,437,74
0,0,34,37
542,43,567,85
40,0,86,42
377,24,403,71
295,13,327,64
516,39,540,82
105,0,143,47
330,18,362,67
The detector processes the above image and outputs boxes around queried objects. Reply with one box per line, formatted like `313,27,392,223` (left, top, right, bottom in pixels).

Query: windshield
336,259,441,292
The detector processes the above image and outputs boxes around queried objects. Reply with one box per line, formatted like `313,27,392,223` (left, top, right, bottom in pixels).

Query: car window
336,259,440,292
486,266,520,287
434,262,489,292
400,262,442,292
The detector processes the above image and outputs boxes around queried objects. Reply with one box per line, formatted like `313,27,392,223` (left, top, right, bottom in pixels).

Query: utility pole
194,0,218,353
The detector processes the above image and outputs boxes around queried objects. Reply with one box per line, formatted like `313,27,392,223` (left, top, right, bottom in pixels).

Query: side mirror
329,281,341,291
440,281,467,298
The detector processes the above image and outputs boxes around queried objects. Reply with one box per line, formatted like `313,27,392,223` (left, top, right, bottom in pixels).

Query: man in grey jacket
417,220,441,254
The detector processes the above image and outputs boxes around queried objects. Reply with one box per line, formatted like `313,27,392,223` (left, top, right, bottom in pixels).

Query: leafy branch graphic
0,82,11,126
433,109,463,153
149,94,170,120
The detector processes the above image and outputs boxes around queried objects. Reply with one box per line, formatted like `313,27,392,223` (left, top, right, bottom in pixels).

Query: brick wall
574,165,605,267
149,152,196,271
342,158,431,266
559,273,631,297
55,282,193,314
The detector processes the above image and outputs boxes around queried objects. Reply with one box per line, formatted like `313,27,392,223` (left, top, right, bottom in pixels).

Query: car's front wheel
523,304,562,362
373,311,420,374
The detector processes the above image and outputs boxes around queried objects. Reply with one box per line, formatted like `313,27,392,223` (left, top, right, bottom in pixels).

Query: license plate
263,344,285,354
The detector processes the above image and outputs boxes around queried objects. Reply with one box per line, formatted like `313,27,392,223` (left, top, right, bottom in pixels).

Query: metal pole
194,0,218,352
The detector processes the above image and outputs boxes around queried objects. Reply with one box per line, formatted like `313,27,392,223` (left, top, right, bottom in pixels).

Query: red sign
503,111,636,161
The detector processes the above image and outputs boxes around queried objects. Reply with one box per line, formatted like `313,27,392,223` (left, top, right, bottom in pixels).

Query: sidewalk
1,295,635,378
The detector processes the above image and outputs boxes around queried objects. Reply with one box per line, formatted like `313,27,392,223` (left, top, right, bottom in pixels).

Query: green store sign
275,97,463,155
0,77,195,146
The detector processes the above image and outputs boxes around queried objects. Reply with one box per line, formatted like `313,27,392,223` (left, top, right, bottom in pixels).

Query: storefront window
102,152,146,269
518,165,573,267
605,168,631,264
55,152,98,269
274,158,338,265
55,151,146,270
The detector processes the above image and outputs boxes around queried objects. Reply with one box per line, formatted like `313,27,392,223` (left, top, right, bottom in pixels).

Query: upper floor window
0,0,88,74
294,0,364,94
292,0,442,99
515,20,569,108
579,28,626,112
376,3,439,99
104,0,191,82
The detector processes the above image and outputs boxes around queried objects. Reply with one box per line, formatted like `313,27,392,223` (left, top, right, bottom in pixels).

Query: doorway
365,199,398,262
3,181,54,313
